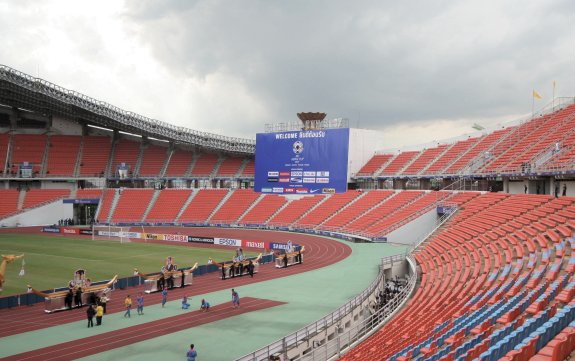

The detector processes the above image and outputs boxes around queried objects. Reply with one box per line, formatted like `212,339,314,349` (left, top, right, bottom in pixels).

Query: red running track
4,297,286,361
0,228,351,338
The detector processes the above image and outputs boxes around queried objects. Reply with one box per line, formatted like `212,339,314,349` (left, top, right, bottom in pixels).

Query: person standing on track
162,288,168,308
231,289,240,308
124,295,132,318
186,343,197,361
95,303,104,326
86,304,95,328
137,292,144,315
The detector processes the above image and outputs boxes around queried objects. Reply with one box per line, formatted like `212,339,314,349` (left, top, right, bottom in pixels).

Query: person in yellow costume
0,254,24,292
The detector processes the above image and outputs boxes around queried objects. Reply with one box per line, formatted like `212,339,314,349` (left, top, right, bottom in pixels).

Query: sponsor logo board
187,236,215,244
42,226,61,233
243,240,268,249
214,238,242,247
163,234,188,242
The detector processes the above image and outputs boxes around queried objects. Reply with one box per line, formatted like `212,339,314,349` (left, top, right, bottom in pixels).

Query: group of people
374,277,407,311
221,259,255,280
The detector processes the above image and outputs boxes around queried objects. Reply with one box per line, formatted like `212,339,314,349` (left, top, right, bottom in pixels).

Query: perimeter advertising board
254,128,349,194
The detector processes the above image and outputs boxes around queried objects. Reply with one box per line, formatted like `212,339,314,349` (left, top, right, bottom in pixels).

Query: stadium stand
110,138,141,178
238,194,288,225
216,156,244,177
138,144,168,177
240,159,255,178
79,136,113,177
95,188,116,223
190,153,219,177
164,148,194,177
379,151,419,176
0,189,19,217
209,189,261,224
355,154,394,177
22,189,70,209
178,189,228,223
339,193,575,361
403,145,448,175
10,134,47,175
75,188,103,200
144,189,192,223
267,194,325,227
0,133,11,175
45,135,82,177
109,188,155,223
294,191,363,228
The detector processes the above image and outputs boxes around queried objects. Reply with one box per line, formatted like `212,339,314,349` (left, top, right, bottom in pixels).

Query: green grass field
0,234,257,297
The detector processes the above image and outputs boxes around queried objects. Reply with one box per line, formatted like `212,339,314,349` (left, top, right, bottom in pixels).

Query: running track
3,297,286,361
0,228,351,358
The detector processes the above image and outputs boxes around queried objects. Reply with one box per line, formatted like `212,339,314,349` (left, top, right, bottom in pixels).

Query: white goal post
91,225,139,243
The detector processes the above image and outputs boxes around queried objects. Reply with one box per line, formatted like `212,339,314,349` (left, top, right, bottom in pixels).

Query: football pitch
0,234,257,297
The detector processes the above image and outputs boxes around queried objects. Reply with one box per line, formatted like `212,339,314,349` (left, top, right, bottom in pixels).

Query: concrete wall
348,128,386,180
0,200,73,227
384,208,439,245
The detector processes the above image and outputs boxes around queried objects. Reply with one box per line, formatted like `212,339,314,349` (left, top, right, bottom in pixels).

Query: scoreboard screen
254,128,349,194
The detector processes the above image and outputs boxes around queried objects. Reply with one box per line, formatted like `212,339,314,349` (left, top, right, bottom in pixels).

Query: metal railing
234,254,412,361
0,65,255,154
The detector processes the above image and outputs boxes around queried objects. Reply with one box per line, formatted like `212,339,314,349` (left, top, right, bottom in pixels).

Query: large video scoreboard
254,128,349,194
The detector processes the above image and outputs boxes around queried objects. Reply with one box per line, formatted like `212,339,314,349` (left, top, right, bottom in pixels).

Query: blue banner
254,128,349,194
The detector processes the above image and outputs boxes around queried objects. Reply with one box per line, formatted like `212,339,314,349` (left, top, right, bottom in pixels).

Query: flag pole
532,89,534,119
552,81,556,110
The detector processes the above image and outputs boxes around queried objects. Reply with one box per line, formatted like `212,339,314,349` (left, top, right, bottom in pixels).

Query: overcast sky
1,0,574,149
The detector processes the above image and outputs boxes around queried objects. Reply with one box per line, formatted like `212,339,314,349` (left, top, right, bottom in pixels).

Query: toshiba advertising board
254,128,349,194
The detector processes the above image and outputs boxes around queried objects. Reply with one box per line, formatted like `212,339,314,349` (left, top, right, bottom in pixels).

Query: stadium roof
0,65,255,155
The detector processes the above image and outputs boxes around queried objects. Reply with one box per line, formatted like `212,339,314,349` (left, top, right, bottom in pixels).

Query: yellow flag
533,90,542,99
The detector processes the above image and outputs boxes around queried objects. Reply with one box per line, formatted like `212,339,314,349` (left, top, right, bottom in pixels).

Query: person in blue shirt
137,293,144,315
186,344,197,361
182,295,190,309
200,299,210,312
161,288,168,308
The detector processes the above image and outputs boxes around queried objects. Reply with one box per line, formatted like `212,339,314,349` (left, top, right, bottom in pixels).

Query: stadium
1,3,575,360
0,60,574,361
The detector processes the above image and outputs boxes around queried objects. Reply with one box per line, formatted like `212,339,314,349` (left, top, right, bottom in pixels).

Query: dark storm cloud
121,0,575,139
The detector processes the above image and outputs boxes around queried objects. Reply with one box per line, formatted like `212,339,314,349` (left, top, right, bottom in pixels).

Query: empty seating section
79,136,112,177
379,151,419,175
46,135,81,176
96,189,116,222
111,139,141,177
11,134,47,174
424,137,479,175
22,189,70,209
340,194,575,361
443,128,512,174
365,191,448,236
240,159,255,178
75,189,103,199
138,144,168,177
239,195,288,225
403,145,447,175
210,189,260,223
190,153,218,177
164,149,193,177
267,195,325,226
294,191,363,227
0,133,10,175
356,154,393,176
504,106,575,173
342,191,423,235
110,189,155,222
494,105,575,173
545,135,575,171
145,189,192,222
178,189,228,223
216,156,243,177
0,189,19,217
320,190,394,230
481,114,553,173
